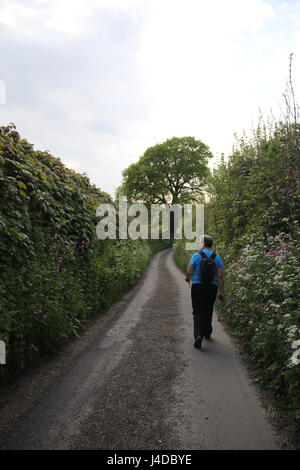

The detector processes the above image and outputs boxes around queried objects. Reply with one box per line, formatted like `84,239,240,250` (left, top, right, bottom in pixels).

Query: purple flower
33,308,42,315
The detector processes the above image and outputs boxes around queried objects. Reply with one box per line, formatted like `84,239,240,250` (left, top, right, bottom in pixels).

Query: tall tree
118,136,212,239
119,136,212,205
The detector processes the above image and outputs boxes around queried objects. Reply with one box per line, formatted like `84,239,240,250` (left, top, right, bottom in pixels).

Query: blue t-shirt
189,249,224,285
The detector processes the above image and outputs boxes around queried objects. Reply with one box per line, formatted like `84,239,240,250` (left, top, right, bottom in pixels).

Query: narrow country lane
0,249,279,450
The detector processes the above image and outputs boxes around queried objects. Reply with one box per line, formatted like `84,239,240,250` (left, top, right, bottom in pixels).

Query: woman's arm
185,264,194,283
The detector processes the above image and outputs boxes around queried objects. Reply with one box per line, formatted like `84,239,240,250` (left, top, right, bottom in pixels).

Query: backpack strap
200,251,217,259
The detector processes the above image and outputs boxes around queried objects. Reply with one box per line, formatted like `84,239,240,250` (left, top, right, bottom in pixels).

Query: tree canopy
118,136,212,205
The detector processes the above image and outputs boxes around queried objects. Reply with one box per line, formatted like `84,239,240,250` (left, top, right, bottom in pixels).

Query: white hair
199,234,213,250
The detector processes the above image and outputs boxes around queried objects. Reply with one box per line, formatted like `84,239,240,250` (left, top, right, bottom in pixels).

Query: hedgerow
218,230,300,420
207,118,300,422
174,114,300,424
0,124,169,375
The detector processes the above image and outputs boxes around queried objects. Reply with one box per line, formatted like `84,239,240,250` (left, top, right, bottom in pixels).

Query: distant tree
119,136,212,205
118,136,212,238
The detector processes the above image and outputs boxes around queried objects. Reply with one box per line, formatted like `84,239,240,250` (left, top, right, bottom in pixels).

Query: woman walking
185,235,225,349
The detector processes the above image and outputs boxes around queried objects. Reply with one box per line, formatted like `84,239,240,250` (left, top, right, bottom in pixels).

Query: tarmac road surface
0,249,279,449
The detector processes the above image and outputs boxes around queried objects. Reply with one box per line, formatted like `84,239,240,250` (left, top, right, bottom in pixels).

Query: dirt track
0,249,280,449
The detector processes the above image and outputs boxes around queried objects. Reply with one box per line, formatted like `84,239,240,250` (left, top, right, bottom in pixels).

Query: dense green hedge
174,119,300,423
218,231,300,420
0,123,111,266
173,239,191,273
174,231,300,422
0,124,170,375
208,120,300,422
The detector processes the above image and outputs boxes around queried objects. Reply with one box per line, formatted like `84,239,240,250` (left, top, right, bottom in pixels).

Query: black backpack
198,251,217,284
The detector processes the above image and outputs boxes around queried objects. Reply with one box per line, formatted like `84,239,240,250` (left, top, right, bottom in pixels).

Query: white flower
287,325,298,340
289,348,300,367
292,339,300,349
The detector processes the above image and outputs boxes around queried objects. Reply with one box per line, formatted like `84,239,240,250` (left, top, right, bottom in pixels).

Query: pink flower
33,308,42,315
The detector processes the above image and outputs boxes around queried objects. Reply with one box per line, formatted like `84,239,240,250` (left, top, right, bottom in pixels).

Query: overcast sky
1,0,300,196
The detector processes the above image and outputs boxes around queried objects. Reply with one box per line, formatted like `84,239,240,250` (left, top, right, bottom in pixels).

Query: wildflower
292,339,300,349
289,347,300,367
33,308,42,315
287,325,298,340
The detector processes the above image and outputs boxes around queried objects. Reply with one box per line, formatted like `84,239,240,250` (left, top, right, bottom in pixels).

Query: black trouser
191,284,218,340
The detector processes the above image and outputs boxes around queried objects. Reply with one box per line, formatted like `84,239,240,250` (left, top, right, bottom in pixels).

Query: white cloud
0,0,39,32
135,0,278,156
0,0,146,35
1,0,300,196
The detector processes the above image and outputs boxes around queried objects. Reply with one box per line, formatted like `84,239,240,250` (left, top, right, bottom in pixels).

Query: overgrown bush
217,229,300,420
174,89,300,423
202,101,300,422
173,239,192,273
206,121,300,253
0,124,170,376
